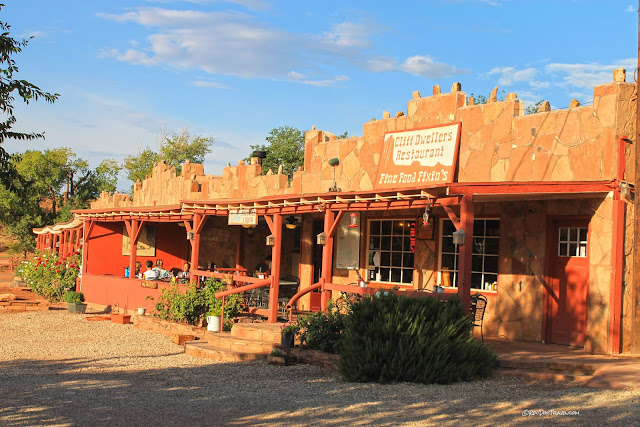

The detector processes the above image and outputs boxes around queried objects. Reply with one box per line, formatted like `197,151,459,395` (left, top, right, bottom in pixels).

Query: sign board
335,213,360,270
228,209,258,226
374,122,461,190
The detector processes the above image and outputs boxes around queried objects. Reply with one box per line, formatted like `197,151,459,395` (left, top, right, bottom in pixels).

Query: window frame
437,217,500,293
365,217,416,287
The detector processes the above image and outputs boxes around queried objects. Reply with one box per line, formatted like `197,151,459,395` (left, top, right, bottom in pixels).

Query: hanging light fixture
285,215,298,230
316,232,326,245
348,212,359,228
266,234,275,246
422,199,432,226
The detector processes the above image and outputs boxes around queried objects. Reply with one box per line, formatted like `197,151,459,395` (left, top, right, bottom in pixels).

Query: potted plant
64,291,87,314
280,321,298,348
206,306,222,332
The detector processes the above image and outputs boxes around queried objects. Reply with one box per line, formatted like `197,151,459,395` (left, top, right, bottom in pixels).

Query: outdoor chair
469,293,488,343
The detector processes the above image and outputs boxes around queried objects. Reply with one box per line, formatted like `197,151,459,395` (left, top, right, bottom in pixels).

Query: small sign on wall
417,217,434,240
228,209,258,226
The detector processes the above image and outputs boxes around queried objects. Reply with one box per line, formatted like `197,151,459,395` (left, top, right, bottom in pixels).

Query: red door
547,220,589,347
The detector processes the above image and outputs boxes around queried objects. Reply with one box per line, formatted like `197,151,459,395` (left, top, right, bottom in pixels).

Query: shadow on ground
1,356,639,426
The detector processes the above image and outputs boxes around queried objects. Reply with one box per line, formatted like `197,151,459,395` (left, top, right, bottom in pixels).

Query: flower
280,321,299,334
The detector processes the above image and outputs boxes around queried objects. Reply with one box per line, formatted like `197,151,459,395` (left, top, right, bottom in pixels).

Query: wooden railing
0,257,26,273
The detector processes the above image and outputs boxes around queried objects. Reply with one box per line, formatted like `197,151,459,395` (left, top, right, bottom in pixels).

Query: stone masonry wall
91,75,635,210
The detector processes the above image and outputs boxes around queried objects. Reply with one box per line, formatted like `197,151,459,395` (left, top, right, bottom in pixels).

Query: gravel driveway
1,310,639,426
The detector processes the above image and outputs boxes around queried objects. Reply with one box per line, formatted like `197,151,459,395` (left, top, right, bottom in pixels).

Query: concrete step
231,323,283,343
498,357,597,375
184,341,267,362
495,368,592,385
204,331,278,353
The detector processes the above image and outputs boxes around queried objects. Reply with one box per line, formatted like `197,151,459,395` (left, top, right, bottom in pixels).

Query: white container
207,315,221,332
137,307,146,315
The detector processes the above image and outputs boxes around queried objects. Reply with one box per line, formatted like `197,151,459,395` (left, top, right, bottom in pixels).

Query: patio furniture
469,293,488,343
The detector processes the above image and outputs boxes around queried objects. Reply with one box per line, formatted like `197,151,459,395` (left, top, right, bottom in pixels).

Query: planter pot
281,331,295,348
67,303,87,314
137,307,146,315
111,313,132,324
206,315,221,332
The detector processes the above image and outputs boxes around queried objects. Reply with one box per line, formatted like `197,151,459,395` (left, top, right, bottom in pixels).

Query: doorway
545,218,589,347
309,220,324,311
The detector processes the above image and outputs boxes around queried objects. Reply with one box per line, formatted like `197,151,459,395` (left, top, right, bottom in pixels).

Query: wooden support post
127,220,140,280
267,214,283,323
189,214,207,286
456,195,474,310
81,221,94,276
320,210,336,310
236,226,245,272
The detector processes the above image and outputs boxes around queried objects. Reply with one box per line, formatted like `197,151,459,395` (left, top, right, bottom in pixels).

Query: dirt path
1,310,639,426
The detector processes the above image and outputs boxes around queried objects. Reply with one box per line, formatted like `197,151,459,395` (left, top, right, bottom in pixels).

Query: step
498,357,597,375
231,323,283,343
495,368,592,384
204,331,278,353
184,341,267,362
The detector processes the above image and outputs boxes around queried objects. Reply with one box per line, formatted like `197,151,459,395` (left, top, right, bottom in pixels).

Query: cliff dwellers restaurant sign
228,209,258,226
374,122,462,190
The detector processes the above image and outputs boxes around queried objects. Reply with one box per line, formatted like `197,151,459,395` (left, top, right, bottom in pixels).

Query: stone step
495,368,592,385
498,357,597,375
184,341,267,362
231,323,283,343
204,331,278,353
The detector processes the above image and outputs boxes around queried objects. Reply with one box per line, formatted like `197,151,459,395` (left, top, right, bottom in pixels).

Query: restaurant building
36,69,637,355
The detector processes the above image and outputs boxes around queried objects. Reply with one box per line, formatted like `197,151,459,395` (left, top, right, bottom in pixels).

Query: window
367,219,415,285
439,218,499,291
558,227,587,257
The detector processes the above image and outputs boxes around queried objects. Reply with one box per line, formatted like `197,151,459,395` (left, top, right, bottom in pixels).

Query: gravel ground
1,311,639,426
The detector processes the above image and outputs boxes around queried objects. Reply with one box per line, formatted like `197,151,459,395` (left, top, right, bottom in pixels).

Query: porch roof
70,179,616,220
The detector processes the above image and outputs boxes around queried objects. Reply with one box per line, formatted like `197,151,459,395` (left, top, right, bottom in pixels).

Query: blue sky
3,1,637,191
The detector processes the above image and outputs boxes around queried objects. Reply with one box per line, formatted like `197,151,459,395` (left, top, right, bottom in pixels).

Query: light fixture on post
187,231,195,240
452,228,465,245
328,158,341,192
348,212,359,228
266,234,275,246
316,232,326,245
285,215,298,230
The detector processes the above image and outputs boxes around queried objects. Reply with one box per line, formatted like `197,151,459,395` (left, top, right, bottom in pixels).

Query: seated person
254,255,272,277
177,262,191,279
143,260,159,280
153,259,168,279
135,261,143,279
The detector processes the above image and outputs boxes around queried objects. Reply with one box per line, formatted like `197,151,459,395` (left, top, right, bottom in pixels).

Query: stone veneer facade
89,72,636,354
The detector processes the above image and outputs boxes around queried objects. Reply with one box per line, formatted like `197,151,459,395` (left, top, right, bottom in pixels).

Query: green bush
16,250,82,302
339,293,497,384
296,299,349,354
151,278,242,326
63,291,84,304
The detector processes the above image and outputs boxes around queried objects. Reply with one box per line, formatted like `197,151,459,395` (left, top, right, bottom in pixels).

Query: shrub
151,278,242,326
296,299,349,354
339,293,497,384
63,291,84,304
16,249,82,302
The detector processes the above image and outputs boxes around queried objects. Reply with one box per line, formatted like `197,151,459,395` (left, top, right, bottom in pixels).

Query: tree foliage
250,126,305,177
0,6,59,189
123,129,214,184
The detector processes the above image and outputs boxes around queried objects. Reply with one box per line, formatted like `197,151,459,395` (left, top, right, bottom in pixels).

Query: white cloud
401,55,469,78
545,58,635,89
191,80,230,89
487,66,537,86
626,5,635,13
98,7,465,83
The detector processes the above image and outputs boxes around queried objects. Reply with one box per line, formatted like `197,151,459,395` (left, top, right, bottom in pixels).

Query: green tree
0,6,59,189
123,129,214,183
250,126,305,177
